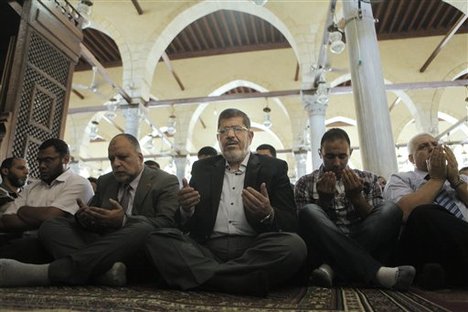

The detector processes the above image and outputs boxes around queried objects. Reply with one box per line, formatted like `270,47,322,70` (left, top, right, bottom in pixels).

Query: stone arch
85,17,133,84
431,63,468,120
186,79,291,152
136,2,303,99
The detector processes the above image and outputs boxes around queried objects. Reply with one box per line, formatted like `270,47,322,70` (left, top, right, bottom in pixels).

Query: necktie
434,189,464,220
119,184,132,214
425,175,464,220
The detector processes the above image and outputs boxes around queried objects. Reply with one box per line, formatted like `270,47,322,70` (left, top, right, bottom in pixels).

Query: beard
223,149,247,164
8,173,26,188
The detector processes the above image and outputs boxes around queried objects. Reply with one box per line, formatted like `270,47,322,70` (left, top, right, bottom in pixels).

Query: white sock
0,259,50,287
376,266,398,288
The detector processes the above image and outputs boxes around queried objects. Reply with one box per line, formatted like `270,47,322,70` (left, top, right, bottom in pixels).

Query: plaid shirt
295,165,384,235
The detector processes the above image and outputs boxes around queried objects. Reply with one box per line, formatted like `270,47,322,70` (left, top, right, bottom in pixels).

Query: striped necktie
426,175,464,220
119,184,132,214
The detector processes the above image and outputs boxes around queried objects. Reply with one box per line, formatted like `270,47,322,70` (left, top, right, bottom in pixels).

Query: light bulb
329,31,345,54
166,115,176,135
263,114,272,128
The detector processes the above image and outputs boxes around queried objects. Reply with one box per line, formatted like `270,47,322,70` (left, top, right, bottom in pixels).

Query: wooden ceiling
75,0,468,88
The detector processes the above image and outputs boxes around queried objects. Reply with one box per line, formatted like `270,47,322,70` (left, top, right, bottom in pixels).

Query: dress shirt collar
225,152,250,175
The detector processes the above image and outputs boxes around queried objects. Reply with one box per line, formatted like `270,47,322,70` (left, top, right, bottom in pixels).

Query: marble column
294,150,308,180
302,93,327,171
342,0,397,178
122,106,140,137
174,154,187,186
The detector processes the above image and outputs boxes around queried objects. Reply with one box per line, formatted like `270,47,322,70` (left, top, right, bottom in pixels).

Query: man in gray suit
0,134,180,287
145,108,306,297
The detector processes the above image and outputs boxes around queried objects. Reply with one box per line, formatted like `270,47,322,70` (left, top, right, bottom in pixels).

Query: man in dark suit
145,108,306,297
0,134,179,287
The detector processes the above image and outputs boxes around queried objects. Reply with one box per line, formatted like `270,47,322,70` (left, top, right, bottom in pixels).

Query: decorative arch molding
84,18,132,82
443,0,468,14
325,116,357,127
430,63,468,119
330,75,419,119
186,79,291,151
138,1,301,99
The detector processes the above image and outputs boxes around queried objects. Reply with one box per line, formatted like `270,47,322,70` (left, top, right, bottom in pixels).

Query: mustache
225,139,238,145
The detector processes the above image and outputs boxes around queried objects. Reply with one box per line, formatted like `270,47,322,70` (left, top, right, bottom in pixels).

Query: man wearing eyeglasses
0,138,93,262
0,139,93,233
384,133,468,289
295,128,415,290
145,108,306,297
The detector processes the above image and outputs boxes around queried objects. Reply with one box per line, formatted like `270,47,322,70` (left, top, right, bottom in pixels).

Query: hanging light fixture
263,99,272,128
328,23,345,54
316,81,329,105
88,120,99,140
76,0,93,28
166,106,176,135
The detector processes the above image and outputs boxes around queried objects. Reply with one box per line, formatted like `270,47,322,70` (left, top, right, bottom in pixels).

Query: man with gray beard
145,108,306,297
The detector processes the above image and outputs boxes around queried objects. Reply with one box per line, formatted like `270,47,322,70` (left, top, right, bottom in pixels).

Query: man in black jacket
146,108,306,297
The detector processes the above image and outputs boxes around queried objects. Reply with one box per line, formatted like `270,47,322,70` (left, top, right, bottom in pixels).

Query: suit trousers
145,228,307,290
299,201,402,284
39,215,155,285
396,204,468,287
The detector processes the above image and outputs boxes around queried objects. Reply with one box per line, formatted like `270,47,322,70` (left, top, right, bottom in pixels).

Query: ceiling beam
68,79,468,114
161,52,185,91
420,14,467,73
131,0,143,15
71,89,85,100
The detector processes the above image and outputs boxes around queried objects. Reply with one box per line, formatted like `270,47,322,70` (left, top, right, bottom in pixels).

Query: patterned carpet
0,285,463,312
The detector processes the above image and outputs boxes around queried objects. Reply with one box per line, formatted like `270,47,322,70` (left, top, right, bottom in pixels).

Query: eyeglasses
217,126,249,136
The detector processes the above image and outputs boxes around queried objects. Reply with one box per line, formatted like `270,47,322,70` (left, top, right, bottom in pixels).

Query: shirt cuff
180,206,195,223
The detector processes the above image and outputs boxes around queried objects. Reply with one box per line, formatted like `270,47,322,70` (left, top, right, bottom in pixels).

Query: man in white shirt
384,133,468,289
0,139,93,232
0,139,93,263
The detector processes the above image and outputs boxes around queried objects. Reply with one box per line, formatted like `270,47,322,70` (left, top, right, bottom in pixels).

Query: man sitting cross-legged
145,108,306,297
295,128,415,290
0,134,179,287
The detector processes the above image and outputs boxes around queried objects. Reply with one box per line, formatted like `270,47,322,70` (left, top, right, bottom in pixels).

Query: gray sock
0,259,50,287
376,266,415,290
95,262,127,287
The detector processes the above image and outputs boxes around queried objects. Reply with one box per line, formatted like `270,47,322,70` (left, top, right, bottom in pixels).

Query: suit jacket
184,153,297,242
89,167,180,228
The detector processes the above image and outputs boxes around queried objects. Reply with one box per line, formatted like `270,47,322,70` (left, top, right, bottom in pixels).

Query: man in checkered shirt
295,128,414,290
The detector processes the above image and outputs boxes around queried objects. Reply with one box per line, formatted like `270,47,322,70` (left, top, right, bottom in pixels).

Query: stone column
122,106,140,137
342,0,397,177
174,155,187,186
302,93,327,170
294,150,308,179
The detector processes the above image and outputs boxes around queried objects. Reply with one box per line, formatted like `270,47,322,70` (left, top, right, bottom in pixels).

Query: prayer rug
0,286,461,311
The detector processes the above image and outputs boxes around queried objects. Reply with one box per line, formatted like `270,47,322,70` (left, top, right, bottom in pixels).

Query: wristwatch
260,211,274,224
451,177,465,189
